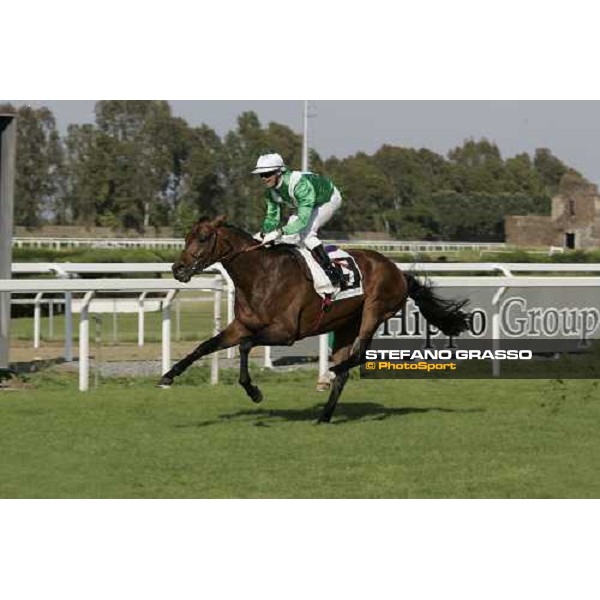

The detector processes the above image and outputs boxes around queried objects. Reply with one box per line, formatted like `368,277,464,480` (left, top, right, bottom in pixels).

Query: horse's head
172,215,237,282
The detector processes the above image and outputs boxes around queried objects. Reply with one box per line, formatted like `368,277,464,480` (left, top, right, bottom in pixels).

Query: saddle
270,244,363,300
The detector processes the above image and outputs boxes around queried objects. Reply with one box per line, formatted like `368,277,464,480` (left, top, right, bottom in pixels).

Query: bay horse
159,215,470,423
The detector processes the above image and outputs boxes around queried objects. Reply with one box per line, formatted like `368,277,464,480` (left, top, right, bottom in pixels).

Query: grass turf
1,369,599,498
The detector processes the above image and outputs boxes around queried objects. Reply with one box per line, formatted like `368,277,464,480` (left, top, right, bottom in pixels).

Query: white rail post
112,299,118,344
64,291,73,362
33,292,43,349
52,265,74,362
491,286,508,378
211,277,222,384
222,267,236,360
161,290,177,375
79,291,94,392
48,298,54,340
264,346,273,368
491,265,512,378
137,291,147,347
175,295,181,342
318,333,329,384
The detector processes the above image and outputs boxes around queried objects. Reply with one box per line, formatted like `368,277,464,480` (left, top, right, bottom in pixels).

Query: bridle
186,229,218,274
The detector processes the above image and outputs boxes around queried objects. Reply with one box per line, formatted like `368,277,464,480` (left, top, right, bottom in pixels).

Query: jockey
251,152,346,288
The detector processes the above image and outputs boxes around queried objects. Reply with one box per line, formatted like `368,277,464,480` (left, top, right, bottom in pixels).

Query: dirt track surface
7,340,265,363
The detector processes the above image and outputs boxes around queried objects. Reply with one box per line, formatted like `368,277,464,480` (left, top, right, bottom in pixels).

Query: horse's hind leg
330,302,395,375
158,320,250,386
319,370,351,424
238,339,263,403
318,321,359,423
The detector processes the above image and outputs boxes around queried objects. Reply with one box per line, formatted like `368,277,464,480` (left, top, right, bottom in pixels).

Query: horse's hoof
316,374,333,392
158,376,173,388
317,415,332,424
249,386,263,404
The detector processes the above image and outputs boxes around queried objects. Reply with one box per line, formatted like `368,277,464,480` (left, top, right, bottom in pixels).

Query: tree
220,112,304,230
430,191,550,241
504,153,545,195
326,152,395,232
533,148,575,194
220,112,262,229
373,145,452,207
11,105,63,228
174,123,224,235
93,100,180,231
264,122,302,168
62,124,112,226
9,103,587,244
447,138,506,193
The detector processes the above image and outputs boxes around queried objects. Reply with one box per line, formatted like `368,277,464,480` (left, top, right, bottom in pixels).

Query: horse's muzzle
172,263,192,283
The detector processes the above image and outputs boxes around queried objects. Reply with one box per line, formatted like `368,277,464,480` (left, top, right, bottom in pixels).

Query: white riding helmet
251,153,285,174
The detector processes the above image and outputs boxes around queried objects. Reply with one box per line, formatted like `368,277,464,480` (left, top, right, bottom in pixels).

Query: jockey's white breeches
282,187,342,250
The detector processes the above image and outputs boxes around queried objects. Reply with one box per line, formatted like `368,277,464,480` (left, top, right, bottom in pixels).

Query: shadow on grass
176,402,485,428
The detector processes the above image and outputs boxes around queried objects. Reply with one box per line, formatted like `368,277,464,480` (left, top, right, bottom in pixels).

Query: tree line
1,101,579,241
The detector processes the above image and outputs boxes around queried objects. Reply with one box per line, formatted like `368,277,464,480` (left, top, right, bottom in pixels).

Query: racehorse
159,215,471,423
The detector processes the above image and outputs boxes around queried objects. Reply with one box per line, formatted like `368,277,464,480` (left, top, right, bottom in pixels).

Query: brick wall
505,176,600,249
505,215,556,246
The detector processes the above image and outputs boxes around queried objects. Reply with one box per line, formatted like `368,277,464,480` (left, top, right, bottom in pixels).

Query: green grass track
1,370,599,498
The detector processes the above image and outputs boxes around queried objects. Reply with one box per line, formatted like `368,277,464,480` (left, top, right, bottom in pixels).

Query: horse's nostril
173,264,192,282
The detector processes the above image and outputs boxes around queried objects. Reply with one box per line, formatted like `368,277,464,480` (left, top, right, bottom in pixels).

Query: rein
244,243,265,253
189,229,256,271
311,295,333,334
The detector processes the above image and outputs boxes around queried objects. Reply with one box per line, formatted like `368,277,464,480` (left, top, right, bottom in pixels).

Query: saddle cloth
297,246,364,300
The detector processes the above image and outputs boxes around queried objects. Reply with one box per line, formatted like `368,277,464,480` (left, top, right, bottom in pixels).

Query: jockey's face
259,170,280,188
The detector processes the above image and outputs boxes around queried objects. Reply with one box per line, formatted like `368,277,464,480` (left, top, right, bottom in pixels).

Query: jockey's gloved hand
252,231,265,242
262,228,282,245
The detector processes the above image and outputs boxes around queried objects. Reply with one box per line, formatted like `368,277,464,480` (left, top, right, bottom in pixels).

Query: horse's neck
222,247,268,289
221,245,299,298
217,230,262,290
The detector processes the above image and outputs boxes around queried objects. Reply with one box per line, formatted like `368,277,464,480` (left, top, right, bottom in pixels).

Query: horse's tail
404,273,471,337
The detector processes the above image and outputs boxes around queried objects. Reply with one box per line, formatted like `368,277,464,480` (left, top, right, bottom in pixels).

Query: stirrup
326,265,346,289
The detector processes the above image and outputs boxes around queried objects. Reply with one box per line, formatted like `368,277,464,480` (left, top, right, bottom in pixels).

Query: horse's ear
212,214,227,228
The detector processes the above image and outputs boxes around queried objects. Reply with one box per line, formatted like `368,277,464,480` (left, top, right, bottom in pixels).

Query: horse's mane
221,223,254,242
220,222,309,277
221,223,296,256
193,218,254,243
196,219,305,265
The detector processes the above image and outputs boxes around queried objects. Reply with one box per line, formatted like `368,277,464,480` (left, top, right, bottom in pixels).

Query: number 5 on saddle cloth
298,245,363,301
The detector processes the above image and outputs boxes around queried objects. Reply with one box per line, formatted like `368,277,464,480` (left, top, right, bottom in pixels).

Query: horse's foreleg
158,320,250,387
238,338,263,403
318,322,359,423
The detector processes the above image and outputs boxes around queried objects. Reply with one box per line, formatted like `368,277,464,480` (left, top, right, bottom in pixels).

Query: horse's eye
197,230,213,242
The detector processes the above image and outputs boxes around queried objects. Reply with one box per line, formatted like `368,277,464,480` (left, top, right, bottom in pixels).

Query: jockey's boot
310,244,345,288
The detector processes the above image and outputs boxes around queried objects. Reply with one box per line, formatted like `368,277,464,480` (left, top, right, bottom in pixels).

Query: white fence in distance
12,236,514,253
